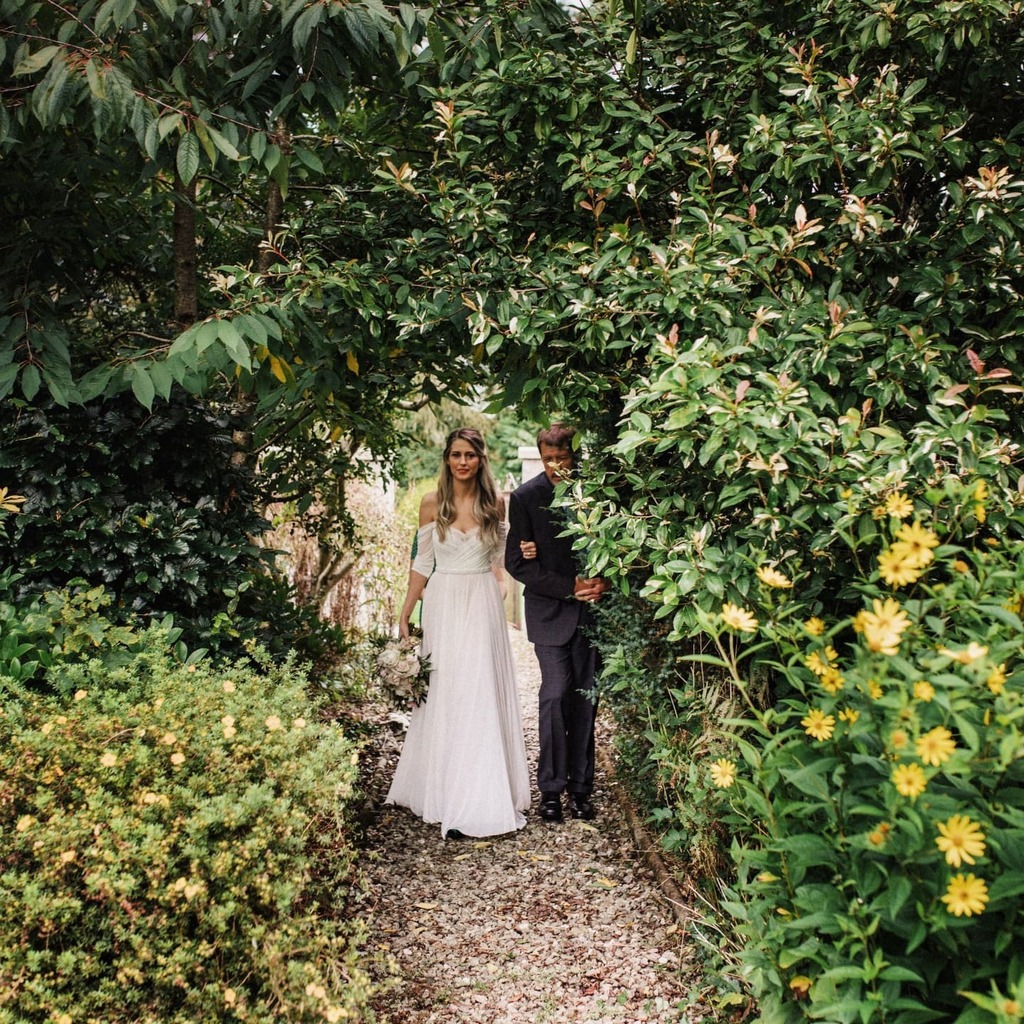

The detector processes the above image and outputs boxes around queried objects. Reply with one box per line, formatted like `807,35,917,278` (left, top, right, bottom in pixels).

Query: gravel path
358,625,701,1023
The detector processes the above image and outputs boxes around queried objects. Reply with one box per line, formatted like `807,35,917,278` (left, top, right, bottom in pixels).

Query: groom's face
539,443,574,486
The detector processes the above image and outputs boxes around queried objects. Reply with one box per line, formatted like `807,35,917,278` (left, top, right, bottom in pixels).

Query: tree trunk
172,172,199,326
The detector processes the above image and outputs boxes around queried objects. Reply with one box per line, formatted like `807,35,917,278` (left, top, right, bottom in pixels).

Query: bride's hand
520,540,537,560
399,616,411,640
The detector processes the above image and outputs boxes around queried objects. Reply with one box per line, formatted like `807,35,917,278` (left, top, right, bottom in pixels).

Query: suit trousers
534,629,599,796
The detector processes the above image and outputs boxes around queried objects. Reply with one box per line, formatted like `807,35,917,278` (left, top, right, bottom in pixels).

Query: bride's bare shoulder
418,491,438,525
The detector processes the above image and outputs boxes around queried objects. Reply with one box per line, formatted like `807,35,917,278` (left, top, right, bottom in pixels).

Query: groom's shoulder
513,473,548,500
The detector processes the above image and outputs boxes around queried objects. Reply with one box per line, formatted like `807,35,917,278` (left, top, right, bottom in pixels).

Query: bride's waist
434,567,492,575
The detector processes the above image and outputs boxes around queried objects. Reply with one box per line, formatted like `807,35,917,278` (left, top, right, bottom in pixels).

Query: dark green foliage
0,392,274,654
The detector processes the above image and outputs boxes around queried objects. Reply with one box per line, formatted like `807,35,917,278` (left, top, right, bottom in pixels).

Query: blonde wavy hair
435,427,502,549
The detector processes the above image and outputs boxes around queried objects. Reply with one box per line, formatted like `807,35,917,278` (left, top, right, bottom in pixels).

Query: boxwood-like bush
0,629,372,1023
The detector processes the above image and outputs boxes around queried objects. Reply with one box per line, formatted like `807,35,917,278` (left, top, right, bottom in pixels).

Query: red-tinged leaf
981,367,1013,379
966,348,985,374
736,380,751,403
943,384,970,397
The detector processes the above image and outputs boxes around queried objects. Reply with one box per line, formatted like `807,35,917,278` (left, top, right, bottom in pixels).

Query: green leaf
176,132,200,185
130,365,156,409
14,46,61,76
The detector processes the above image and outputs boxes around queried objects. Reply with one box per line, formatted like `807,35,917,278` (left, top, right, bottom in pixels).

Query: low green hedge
0,630,371,1023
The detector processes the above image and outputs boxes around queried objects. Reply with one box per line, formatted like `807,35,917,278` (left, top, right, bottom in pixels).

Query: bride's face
447,439,481,482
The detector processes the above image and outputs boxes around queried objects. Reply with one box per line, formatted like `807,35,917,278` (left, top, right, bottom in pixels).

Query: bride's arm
399,493,437,639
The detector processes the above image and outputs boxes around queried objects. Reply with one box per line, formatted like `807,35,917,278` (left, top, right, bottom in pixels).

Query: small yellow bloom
1001,1000,1021,1017
895,521,940,566
160,732,177,745
801,708,836,741
868,679,883,699
804,616,826,636
838,707,859,724
941,872,989,917
987,664,1007,695
325,1007,346,1023
709,758,737,789
916,726,956,767
16,815,35,832
889,729,908,751
789,975,812,997
721,602,759,633
40,722,54,735
756,871,779,883
878,543,924,587
223,726,237,739
892,762,927,798
884,491,914,519
818,666,845,694
913,680,935,702
756,565,793,589
292,717,307,730
265,715,283,731
222,680,236,693
170,751,186,766
975,503,987,524
221,715,235,727
74,689,88,701
859,597,911,656
54,1015,72,1024
974,479,989,502
805,647,838,676
868,822,891,847
938,642,988,664
935,814,986,868
952,559,970,574
59,849,77,864
224,989,237,1007
100,752,118,768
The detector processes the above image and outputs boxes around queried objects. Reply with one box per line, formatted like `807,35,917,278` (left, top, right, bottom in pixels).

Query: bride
386,427,531,839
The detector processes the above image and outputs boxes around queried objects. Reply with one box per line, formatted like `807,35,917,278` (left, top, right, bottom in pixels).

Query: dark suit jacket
505,472,591,647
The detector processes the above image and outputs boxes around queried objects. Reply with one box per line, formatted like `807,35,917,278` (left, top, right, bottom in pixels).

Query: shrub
702,484,1024,1023
0,628,372,1023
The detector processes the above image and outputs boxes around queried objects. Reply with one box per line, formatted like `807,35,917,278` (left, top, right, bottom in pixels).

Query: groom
505,425,610,823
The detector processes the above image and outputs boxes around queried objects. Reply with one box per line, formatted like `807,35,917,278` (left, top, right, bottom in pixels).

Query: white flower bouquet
374,635,431,710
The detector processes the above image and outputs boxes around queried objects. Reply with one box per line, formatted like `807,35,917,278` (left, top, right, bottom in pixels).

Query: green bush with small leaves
0,628,371,1024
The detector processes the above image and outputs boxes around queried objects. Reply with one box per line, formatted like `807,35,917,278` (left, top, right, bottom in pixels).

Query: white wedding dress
386,521,531,837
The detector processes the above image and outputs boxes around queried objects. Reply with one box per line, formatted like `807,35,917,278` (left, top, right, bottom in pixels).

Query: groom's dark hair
537,424,575,449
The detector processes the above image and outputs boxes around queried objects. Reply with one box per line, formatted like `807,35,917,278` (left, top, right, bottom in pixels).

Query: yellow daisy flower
801,708,836,741
878,543,924,587
892,762,927,798
868,822,891,846
895,521,939,567
935,814,986,868
913,680,935,702
916,726,956,766
859,596,910,655
756,565,793,589
941,873,989,917
721,602,758,633
819,666,845,694
884,491,914,519
804,617,825,636
709,759,737,789
987,664,1007,695
838,707,859,724
805,647,838,676
99,752,118,768
868,679,883,699
889,728,909,751
937,642,988,664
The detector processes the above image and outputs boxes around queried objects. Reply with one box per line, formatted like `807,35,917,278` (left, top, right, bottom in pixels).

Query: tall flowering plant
695,479,1024,1024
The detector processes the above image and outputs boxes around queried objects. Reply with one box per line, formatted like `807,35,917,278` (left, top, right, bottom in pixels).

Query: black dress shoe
538,796,563,822
445,828,467,840
569,795,595,820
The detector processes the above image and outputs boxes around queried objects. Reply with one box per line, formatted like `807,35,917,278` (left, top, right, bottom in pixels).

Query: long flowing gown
386,521,531,837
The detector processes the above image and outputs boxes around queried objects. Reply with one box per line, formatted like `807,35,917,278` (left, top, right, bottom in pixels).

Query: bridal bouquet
374,635,431,710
